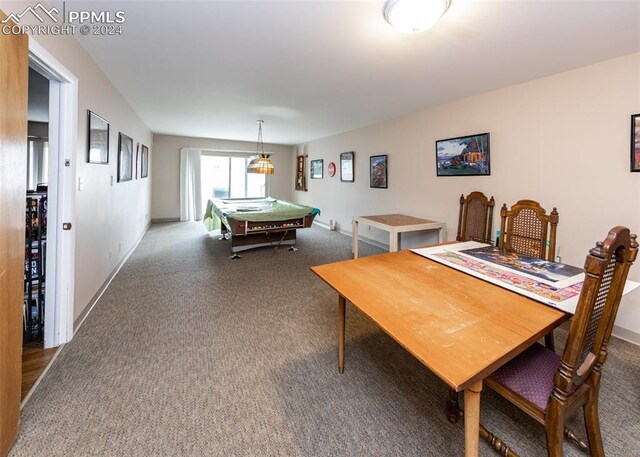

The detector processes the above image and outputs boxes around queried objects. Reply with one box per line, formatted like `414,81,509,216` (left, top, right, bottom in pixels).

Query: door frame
28,38,77,347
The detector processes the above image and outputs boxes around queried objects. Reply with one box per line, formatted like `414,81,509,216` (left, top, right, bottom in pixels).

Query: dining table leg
352,220,359,258
464,381,483,457
338,295,346,374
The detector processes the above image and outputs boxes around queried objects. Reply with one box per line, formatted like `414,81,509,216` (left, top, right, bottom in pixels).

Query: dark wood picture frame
117,132,133,182
310,159,323,179
295,155,307,191
370,154,387,188
141,144,149,178
340,151,354,182
631,114,640,172
436,132,490,177
87,110,109,164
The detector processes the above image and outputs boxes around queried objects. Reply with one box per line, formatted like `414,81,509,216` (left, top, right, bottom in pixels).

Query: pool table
205,197,319,257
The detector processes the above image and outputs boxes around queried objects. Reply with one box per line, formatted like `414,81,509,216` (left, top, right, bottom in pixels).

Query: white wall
292,52,640,339
151,134,294,220
23,32,153,322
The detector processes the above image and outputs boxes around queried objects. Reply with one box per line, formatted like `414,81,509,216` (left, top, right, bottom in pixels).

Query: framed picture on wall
340,151,354,182
370,155,387,188
141,144,149,178
310,159,323,179
436,132,490,176
117,132,133,182
631,114,640,172
87,110,109,164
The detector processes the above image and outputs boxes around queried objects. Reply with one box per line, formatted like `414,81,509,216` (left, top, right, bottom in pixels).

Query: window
27,140,49,191
200,152,267,212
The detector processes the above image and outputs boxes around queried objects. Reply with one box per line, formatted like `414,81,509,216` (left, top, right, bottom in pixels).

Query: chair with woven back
481,226,637,457
499,199,559,261
500,199,559,350
457,191,495,243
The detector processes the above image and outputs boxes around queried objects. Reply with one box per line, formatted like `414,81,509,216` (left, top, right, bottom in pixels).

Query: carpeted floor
11,223,640,456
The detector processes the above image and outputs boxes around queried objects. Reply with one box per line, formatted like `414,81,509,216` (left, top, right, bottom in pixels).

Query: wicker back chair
456,192,495,244
499,199,559,261
483,226,638,457
500,199,560,349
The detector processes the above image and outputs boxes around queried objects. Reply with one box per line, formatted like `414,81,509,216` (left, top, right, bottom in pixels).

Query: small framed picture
631,114,640,172
340,151,354,182
87,111,109,164
117,132,133,182
370,155,387,188
436,132,490,176
310,159,323,179
141,145,149,178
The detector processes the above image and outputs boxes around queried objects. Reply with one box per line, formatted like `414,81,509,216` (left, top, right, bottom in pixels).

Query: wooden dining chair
499,199,559,261
457,192,495,243
482,226,638,457
500,199,560,350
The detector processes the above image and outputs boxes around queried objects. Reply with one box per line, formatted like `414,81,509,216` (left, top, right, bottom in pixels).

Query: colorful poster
459,245,583,287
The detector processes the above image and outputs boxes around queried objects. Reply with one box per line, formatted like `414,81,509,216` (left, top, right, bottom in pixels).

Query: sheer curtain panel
179,148,202,221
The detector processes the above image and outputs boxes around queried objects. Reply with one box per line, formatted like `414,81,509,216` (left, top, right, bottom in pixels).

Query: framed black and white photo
370,155,387,188
141,144,149,178
117,132,133,182
87,110,109,164
310,159,323,179
340,151,354,182
436,133,490,176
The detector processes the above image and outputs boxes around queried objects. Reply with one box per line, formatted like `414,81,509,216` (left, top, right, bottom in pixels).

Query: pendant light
247,120,274,174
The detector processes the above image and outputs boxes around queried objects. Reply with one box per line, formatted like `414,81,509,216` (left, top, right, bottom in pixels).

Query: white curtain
179,148,203,221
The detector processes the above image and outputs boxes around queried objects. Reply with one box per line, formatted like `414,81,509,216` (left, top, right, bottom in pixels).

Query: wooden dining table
311,249,568,456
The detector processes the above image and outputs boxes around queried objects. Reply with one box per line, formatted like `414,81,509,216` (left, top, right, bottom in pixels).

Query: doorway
22,67,53,398
20,40,78,401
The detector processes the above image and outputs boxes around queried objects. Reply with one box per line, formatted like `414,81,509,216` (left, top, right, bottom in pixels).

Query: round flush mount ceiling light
383,0,452,33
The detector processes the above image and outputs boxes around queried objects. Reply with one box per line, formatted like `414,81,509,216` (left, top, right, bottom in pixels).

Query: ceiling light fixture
383,0,452,34
247,120,274,174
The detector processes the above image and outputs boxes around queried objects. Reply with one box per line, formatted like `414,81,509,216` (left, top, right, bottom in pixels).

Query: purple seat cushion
490,343,562,411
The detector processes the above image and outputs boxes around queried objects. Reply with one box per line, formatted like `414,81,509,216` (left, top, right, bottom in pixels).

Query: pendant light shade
247,120,274,174
384,0,451,33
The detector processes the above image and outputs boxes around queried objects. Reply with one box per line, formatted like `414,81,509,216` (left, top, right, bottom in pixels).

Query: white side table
352,214,446,258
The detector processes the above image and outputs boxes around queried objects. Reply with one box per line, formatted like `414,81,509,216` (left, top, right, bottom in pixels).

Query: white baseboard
151,217,180,223
312,219,331,230
73,222,151,333
312,220,389,250
612,326,640,346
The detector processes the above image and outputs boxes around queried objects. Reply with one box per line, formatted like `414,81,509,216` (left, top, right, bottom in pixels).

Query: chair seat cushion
490,343,562,411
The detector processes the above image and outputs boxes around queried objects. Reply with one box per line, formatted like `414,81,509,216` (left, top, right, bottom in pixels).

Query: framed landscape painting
370,155,387,188
632,114,640,172
117,132,133,182
310,159,323,179
436,133,490,176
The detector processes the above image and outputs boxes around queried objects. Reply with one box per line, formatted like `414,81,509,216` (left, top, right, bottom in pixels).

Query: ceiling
69,0,640,145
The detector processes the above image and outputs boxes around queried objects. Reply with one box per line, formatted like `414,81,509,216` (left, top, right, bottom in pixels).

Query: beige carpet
10,222,640,456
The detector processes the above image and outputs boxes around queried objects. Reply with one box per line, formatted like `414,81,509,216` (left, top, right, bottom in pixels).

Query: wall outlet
118,243,122,253
109,249,112,259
